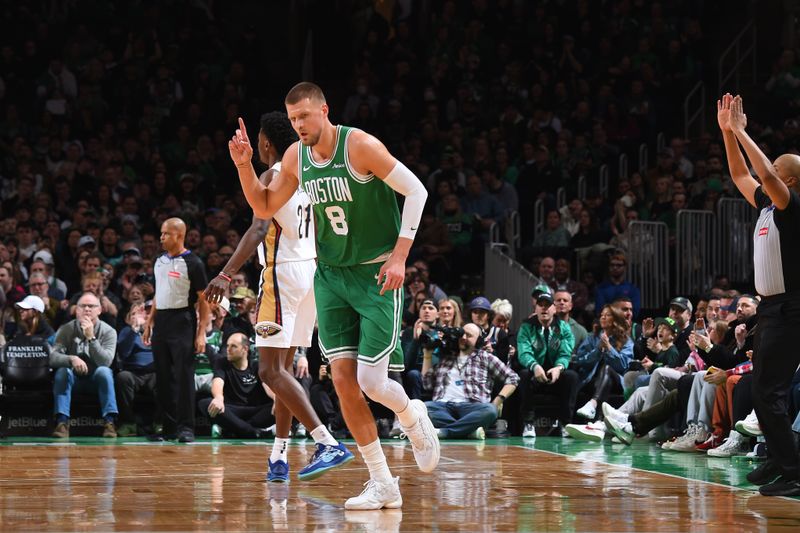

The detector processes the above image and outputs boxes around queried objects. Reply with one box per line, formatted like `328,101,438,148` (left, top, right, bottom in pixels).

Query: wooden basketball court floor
1,436,799,532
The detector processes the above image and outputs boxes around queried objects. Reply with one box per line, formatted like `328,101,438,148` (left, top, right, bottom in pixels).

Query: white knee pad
357,360,389,400
356,358,407,412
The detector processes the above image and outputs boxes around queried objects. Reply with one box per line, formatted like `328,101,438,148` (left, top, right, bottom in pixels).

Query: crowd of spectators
0,1,799,460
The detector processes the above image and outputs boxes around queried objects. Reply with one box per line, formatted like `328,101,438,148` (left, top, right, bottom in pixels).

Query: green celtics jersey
299,125,401,266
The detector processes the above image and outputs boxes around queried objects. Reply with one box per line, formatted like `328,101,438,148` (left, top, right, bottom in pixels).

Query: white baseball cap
16,295,45,313
219,296,231,314
33,250,54,265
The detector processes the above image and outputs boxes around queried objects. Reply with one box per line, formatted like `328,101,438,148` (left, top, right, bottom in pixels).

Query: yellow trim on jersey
257,264,280,325
263,223,278,267
256,222,283,325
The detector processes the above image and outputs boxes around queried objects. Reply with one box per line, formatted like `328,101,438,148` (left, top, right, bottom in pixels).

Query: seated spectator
554,290,588,355
559,198,585,237
97,226,122,265
532,210,571,249
438,298,464,328
196,298,230,394
0,302,51,389
615,317,687,441
0,265,25,306
438,193,477,275
197,333,275,438
570,305,634,429
570,209,608,248
412,259,447,303
707,351,755,457
116,253,147,301
78,251,102,278
9,295,54,342
668,321,740,452
482,165,519,214
673,296,696,353
403,273,432,325
604,323,748,452
515,287,577,437
487,298,515,363
114,303,157,436
421,323,519,439
69,271,119,326
550,258,589,314
461,172,506,240
467,296,494,341
594,252,641,318
411,212,453,283
27,272,69,329
227,286,256,339
612,296,640,340
50,291,119,438
537,256,556,287
691,294,758,370
608,207,641,253
29,251,68,300
230,272,249,294
625,316,682,396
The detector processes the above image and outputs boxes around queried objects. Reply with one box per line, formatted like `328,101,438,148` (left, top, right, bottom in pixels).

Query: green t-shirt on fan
195,330,222,375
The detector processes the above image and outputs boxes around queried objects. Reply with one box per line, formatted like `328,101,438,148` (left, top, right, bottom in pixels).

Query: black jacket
700,314,757,370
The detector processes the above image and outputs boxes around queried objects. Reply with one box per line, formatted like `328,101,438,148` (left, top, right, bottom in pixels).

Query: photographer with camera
421,323,519,439
400,299,441,401
516,286,577,438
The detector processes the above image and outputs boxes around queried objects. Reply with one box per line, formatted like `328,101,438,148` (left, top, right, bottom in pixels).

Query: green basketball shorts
314,262,404,372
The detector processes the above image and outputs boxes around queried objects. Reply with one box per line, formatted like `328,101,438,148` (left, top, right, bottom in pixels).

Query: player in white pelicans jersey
204,112,352,483
255,159,315,262
254,157,316,342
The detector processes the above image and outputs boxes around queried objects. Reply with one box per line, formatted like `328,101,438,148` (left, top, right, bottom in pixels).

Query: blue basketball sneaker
297,442,355,481
267,459,290,483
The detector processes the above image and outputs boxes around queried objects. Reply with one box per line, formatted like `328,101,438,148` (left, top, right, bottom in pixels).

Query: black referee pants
197,398,274,438
752,295,800,479
152,309,197,435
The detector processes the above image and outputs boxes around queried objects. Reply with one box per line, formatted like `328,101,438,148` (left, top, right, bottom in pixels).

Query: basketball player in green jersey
229,82,439,510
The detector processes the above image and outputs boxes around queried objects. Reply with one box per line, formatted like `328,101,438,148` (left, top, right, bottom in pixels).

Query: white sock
396,398,419,428
270,437,289,463
358,439,392,483
310,424,338,446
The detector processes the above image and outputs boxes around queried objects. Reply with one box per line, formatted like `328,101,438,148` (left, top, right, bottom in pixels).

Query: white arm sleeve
383,161,428,240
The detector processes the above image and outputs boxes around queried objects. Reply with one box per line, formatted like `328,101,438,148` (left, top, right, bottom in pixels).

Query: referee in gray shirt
720,93,800,496
143,217,210,442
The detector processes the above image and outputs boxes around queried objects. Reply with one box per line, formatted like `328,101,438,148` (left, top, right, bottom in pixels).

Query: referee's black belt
759,290,800,305
156,306,192,313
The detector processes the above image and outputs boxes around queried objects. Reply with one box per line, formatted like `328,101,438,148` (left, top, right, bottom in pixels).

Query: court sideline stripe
514,445,800,503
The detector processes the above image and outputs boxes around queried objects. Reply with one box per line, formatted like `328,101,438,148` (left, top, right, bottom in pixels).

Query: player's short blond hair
285,82,326,105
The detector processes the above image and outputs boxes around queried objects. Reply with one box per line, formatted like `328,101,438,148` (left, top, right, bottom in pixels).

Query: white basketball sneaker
399,399,440,473
344,477,403,510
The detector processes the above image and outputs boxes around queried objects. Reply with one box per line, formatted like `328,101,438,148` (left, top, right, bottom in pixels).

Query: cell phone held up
694,317,706,334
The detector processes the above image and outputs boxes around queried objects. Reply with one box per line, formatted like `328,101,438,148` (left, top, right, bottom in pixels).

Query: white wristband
383,161,428,240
